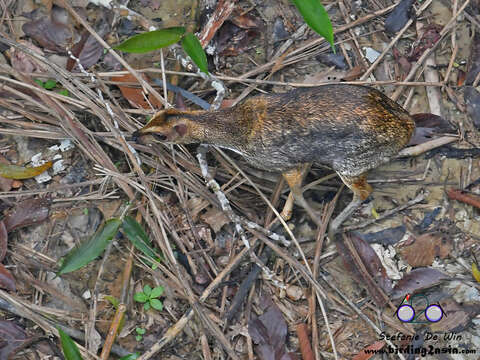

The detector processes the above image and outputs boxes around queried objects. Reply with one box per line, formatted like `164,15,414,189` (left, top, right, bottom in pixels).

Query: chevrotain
133,84,415,237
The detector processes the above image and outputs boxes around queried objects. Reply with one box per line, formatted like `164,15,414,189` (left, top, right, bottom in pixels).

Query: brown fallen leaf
112,73,164,109
230,9,263,29
200,207,229,233
0,161,52,180
336,233,392,307
408,113,456,146
392,268,449,299
0,263,15,291
429,297,480,332
341,65,366,81
6,40,47,73
408,24,442,61
66,9,112,71
217,22,258,57
353,341,386,360
22,12,76,53
3,197,51,232
248,303,297,360
398,232,452,267
0,320,28,359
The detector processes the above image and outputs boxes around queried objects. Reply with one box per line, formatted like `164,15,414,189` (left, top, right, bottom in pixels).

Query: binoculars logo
396,293,444,323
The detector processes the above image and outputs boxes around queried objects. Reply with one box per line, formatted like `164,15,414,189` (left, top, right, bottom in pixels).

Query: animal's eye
153,133,167,141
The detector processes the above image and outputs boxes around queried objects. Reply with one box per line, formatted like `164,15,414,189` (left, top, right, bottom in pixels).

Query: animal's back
238,84,414,176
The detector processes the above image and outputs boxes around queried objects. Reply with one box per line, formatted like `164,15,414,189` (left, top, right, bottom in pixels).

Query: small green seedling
35,79,70,96
35,78,58,89
119,353,140,360
135,327,146,342
134,284,164,311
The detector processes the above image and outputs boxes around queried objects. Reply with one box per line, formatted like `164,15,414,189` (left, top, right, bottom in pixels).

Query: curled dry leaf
0,161,52,180
398,232,452,267
0,263,16,291
0,320,27,359
3,197,51,232
112,73,164,109
391,268,449,299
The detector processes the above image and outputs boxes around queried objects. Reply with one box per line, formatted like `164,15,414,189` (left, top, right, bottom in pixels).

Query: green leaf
134,292,149,303
143,284,152,296
181,33,208,73
59,89,70,96
43,79,57,89
34,79,44,87
292,0,334,51
135,335,142,341
114,27,185,53
150,298,163,311
58,219,121,274
150,286,164,298
135,327,146,335
144,302,151,311
58,328,83,360
104,295,120,308
119,353,140,360
122,216,159,263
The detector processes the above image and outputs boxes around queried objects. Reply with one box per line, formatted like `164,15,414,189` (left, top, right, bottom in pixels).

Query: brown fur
133,84,415,179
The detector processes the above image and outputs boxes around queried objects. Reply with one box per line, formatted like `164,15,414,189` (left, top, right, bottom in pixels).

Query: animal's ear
173,124,187,137
148,110,167,125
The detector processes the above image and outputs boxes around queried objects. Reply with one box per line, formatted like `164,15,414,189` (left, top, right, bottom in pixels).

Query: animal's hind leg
328,173,372,240
282,163,321,226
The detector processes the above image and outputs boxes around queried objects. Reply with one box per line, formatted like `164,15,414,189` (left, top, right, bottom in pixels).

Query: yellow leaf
0,161,52,180
472,262,480,283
